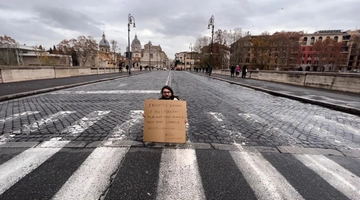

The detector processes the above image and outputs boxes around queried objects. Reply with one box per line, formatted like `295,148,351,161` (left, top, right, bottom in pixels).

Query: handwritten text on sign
143,100,187,143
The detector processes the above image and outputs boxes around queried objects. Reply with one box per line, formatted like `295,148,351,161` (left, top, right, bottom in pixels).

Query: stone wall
218,70,360,93
0,66,122,83
250,71,360,93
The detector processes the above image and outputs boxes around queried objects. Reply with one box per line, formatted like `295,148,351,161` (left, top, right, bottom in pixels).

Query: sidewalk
0,71,148,101
193,71,360,116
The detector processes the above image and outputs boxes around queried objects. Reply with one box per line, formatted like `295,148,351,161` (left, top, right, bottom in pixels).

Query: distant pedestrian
140,66,143,71
242,65,247,78
230,65,235,77
235,65,240,78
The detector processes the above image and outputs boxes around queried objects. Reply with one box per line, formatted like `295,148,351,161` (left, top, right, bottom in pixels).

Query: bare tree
314,37,346,71
272,31,303,70
251,32,272,70
57,35,98,66
110,39,120,67
0,35,18,65
194,36,210,67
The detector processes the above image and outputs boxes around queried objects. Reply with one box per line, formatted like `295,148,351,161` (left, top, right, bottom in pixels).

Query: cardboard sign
143,99,187,143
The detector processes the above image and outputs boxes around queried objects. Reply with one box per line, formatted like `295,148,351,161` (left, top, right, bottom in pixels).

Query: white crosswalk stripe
156,149,205,200
0,141,69,195
61,111,110,137
0,111,40,123
13,111,75,134
103,110,143,143
295,154,360,200
52,147,129,200
232,144,304,200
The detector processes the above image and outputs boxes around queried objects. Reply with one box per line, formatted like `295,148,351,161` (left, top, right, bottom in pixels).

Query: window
310,37,315,45
307,60,311,64
302,37,307,45
318,37,322,41
334,36,338,42
150,54,153,59
246,58,250,63
303,47,305,51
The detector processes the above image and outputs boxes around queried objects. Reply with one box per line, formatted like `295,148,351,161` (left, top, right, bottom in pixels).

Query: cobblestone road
1,71,359,151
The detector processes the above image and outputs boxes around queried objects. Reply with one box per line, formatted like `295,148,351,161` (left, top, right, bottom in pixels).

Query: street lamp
189,43,193,72
127,13,136,75
207,15,214,76
148,41,151,71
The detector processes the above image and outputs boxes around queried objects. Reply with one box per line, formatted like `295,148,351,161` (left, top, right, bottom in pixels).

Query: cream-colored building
0,43,71,66
125,35,170,70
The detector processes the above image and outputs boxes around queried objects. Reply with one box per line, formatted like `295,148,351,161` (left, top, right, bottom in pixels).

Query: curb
196,73,360,116
2,141,359,158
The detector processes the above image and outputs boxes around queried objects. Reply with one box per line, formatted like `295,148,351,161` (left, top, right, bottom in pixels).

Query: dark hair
159,85,179,100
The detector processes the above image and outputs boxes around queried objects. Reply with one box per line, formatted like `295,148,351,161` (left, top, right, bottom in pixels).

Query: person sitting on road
159,85,179,100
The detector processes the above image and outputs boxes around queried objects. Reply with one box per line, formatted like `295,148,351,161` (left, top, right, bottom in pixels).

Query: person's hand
142,113,145,118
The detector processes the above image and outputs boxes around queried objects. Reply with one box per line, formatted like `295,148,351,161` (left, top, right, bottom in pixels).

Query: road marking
295,154,360,200
117,83,127,88
13,111,75,134
165,71,172,86
61,111,110,137
231,144,304,200
52,147,129,200
50,90,159,94
0,111,40,123
0,141,69,195
103,110,143,143
208,112,224,122
156,149,205,200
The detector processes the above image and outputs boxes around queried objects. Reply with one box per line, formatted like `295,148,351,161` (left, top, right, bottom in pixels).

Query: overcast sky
1,0,359,59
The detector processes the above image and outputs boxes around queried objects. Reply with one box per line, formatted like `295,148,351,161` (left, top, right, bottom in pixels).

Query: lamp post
148,41,151,71
207,15,214,76
127,13,136,75
189,43,193,72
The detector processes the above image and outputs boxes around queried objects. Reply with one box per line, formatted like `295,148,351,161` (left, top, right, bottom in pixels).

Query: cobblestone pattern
0,71,359,151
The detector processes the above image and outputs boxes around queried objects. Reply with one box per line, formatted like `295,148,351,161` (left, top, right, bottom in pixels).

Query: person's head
160,85,175,99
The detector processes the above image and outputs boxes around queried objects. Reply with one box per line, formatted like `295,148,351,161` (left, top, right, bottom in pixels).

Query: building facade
0,43,71,66
230,29,360,72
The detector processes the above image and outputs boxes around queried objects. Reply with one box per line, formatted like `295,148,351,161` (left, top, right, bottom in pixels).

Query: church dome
99,33,110,47
131,34,141,46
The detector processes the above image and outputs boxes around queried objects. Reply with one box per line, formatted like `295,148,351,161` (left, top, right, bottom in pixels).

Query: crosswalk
1,141,360,199
0,110,360,199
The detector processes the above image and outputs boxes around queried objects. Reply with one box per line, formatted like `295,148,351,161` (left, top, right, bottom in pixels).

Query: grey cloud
1,0,359,59
33,6,103,36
